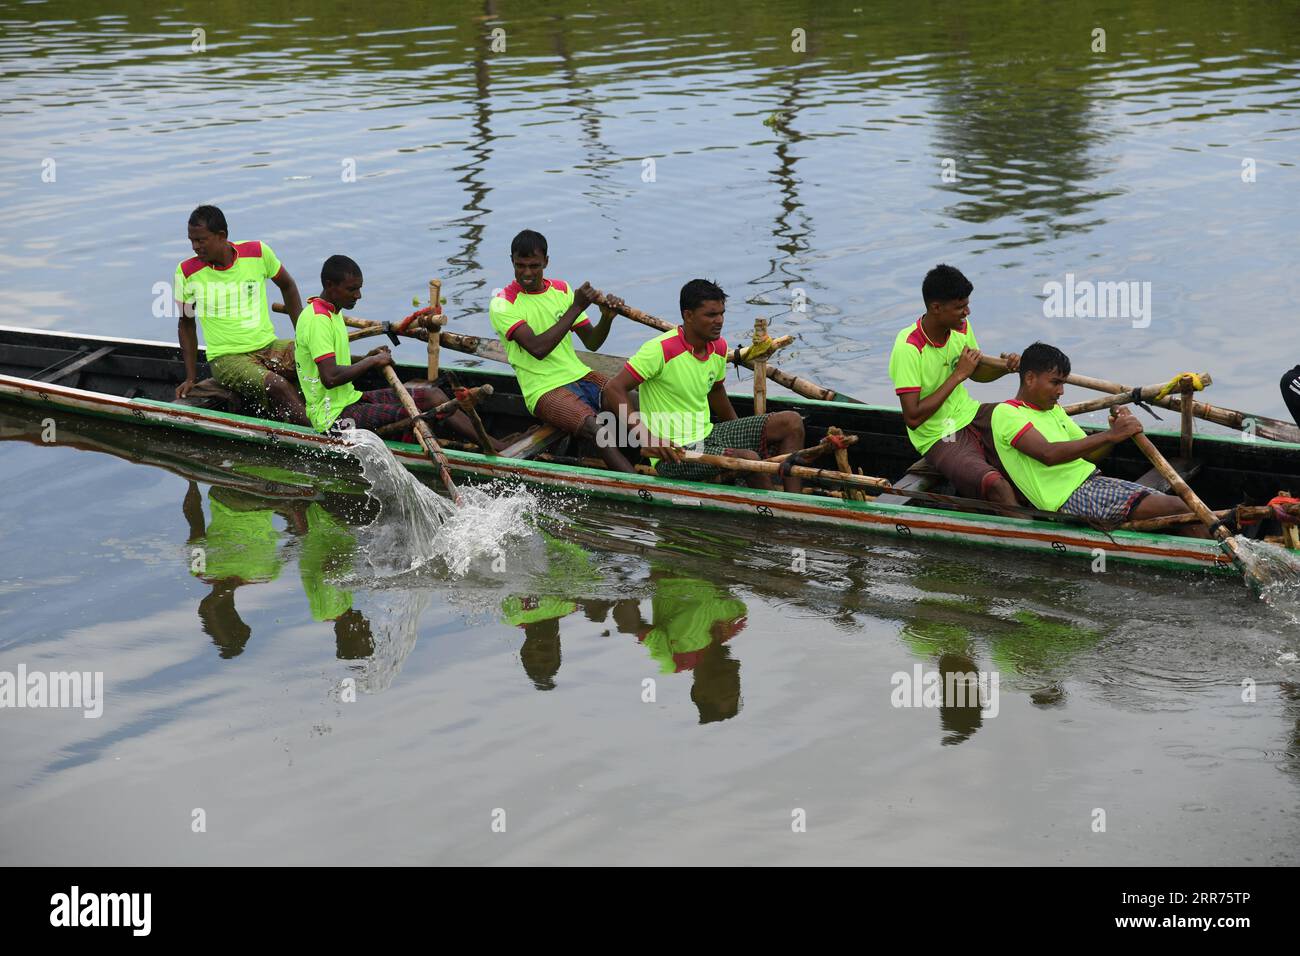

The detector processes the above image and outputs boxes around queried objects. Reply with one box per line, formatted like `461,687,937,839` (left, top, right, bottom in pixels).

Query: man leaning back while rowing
488,229,631,471
602,278,806,491
990,342,1206,535
294,254,497,447
887,263,1020,505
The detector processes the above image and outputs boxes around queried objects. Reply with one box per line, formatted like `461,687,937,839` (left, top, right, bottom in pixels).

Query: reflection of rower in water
183,480,289,658
183,481,375,659
297,502,374,660
630,567,749,724
897,576,1101,745
499,531,609,690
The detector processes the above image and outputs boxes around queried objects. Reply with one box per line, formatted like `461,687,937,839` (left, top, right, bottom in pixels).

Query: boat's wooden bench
31,345,116,385
876,458,944,504
499,424,568,461
1132,457,1200,494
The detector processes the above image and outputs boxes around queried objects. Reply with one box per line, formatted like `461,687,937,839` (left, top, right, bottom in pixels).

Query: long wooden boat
3,324,1297,575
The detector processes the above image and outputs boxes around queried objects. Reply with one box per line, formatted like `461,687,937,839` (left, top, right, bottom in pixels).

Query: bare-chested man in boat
174,205,307,423
488,229,632,471
603,278,806,491
294,254,498,447
991,342,1207,535
888,264,1020,505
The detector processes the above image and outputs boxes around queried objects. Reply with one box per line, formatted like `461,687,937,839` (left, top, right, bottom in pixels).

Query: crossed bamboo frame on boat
276,279,1300,587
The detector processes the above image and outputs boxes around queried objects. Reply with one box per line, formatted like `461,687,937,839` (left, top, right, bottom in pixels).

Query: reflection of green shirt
193,490,281,583
643,576,746,673
498,533,600,628
987,610,1101,680
501,595,578,627
298,504,355,622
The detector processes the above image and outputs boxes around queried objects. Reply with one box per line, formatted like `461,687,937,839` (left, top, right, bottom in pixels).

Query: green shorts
655,414,771,482
208,338,298,403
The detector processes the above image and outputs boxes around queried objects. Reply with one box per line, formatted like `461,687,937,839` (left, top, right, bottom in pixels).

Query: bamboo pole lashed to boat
751,317,768,415
585,287,856,404
427,279,443,381
982,352,1300,442
766,432,859,464
826,426,866,501
1061,374,1214,416
1180,376,1195,460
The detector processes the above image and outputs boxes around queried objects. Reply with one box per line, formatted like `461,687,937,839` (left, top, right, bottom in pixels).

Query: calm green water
2,0,1300,864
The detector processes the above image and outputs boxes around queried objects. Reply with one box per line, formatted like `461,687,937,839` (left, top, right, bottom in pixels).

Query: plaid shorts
1059,474,1151,523
337,387,434,435
533,371,609,434
655,414,770,482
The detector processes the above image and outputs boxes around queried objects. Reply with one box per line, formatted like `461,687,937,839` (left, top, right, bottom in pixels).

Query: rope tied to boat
825,432,850,451
1268,495,1300,524
779,449,815,477
1154,372,1207,401
746,331,777,361
394,306,437,333
1128,386,1163,419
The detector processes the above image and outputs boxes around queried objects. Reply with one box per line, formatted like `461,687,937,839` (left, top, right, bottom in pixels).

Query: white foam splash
339,426,540,577
358,588,432,694
1235,538,1300,622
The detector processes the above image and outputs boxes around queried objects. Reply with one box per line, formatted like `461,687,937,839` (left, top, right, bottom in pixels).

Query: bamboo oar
982,354,1299,442
380,366,462,504
641,447,1092,525
1061,374,1213,416
1129,432,1270,587
586,287,861,404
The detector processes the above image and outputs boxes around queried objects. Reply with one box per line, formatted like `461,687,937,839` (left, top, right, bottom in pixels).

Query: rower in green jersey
603,278,807,492
990,342,1208,535
294,255,497,447
887,264,1020,505
174,205,308,424
488,229,632,472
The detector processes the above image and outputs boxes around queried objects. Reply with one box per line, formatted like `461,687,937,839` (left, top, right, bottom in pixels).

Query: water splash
1236,538,1300,622
339,427,540,577
357,588,432,694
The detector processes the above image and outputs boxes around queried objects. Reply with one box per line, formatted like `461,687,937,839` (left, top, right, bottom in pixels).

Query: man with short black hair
295,255,493,446
174,205,307,423
489,229,630,471
991,342,1205,534
888,264,1019,504
603,278,807,492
